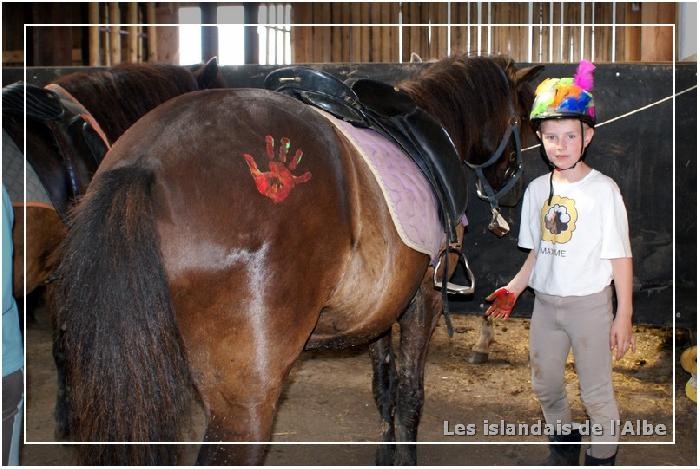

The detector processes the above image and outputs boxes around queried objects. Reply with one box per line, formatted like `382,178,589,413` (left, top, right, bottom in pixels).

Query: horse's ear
513,65,544,86
195,56,222,89
410,52,423,63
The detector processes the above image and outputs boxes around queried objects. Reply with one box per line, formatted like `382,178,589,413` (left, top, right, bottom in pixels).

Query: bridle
462,68,524,237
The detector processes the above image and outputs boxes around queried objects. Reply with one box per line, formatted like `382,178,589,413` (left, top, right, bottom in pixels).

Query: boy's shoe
541,429,582,465
584,450,617,466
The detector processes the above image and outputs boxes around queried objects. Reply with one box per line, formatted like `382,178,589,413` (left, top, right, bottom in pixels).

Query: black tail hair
51,166,192,464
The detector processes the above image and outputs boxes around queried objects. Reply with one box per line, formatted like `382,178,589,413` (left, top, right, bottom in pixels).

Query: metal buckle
433,247,476,295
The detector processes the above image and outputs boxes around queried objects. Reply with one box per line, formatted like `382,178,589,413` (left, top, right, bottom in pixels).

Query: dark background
3,62,696,328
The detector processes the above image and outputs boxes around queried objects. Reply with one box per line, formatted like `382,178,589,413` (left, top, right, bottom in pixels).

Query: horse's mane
52,64,203,143
399,55,516,164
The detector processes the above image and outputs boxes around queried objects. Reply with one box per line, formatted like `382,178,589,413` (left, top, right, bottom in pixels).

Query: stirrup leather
433,247,475,295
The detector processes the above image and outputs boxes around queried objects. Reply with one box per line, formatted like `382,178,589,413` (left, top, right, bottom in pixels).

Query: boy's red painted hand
484,287,516,319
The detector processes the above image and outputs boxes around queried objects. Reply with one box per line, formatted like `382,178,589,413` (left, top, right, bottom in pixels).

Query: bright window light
256,3,292,65
218,6,245,65
178,7,202,65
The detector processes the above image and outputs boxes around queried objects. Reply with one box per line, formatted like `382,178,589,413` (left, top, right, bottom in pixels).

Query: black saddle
264,67,467,243
2,82,109,221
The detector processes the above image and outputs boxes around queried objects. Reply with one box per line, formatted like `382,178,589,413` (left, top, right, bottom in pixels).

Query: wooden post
109,2,121,65
88,2,100,65
623,2,641,62
128,2,138,63
360,3,370,62
146,3,157,62
31,4,74,65
370,4,381,62
340,3,351,62
641,2,675,62
331,4,342,62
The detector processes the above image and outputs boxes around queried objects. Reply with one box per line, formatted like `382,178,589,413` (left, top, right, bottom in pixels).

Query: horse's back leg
369,330,398,464
394,275,443,465
171,279,324,465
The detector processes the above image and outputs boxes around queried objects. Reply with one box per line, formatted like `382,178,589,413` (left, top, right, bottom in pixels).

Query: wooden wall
290,2,678,64
2,2,177,66
2,2,681,66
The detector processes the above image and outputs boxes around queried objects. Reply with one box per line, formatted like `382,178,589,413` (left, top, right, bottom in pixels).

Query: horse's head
400,55,543,235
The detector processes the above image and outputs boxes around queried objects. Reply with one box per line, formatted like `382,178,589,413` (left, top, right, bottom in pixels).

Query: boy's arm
610,257,635,360
506,250,537,296
485,250,536,319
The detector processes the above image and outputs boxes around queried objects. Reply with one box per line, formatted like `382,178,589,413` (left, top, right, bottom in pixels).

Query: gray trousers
529,286,619,459
2,369,23,465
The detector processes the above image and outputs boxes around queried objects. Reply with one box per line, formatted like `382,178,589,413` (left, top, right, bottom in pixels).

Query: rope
523,84,698,152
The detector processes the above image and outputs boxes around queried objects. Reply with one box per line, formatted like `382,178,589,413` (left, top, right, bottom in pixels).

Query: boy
485,61,634,466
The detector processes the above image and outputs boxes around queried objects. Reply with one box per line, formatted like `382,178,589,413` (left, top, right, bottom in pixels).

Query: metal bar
487,1,491,55
549,1,553,62
612,0,616,62
528,1,532,63
477,1,481,55
580,1,584,60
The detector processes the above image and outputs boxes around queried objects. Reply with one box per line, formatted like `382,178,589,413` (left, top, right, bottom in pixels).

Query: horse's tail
52,166,192,465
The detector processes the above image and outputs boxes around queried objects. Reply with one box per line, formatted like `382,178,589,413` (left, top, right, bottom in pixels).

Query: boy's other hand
485,287,516,320
610,315,636,360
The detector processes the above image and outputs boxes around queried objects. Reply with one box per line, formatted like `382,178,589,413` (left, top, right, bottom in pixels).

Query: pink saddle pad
313,108,446,261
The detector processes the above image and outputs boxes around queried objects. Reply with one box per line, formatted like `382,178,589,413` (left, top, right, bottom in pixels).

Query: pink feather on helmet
574,60,595,91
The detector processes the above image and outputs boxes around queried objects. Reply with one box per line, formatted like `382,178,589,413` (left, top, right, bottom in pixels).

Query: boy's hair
530,60,596,131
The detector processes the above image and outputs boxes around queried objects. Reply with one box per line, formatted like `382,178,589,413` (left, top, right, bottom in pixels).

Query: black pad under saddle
2,82,107,222
264,67,468,242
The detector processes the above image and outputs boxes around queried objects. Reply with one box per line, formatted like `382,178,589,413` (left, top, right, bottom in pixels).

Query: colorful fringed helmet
530,60,596,129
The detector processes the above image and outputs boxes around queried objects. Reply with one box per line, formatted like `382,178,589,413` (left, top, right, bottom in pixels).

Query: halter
462,68,523,237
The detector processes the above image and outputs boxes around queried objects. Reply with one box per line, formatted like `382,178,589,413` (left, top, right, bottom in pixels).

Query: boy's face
537,118,595,169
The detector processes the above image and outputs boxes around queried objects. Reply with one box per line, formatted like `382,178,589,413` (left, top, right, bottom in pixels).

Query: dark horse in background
52,54,541,465
2,58,223,299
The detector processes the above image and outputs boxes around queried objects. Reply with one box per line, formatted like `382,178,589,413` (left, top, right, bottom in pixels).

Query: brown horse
2,59,223,298
52,55,541,465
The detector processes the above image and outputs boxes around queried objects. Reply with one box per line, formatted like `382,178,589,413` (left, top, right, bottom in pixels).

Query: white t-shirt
518,169,632,297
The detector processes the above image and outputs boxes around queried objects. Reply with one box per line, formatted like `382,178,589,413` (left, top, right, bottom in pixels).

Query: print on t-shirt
541,195,578,244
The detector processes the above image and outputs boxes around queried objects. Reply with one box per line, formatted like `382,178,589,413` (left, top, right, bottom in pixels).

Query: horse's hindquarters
101,89,362,455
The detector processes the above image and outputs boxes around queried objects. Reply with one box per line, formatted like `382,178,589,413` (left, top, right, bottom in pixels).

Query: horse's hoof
468,351,489,364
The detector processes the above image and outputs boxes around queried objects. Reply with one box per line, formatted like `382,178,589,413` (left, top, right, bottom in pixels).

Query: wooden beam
331,3,342,62
623,2,641,62
360,3,370,62
370,3,381,62
3,50,24,63
128,2,138,63
109,3,121,65
146,3,157,62
381,3,391,62
641,2,675,62
350,3,362,62
341,3,351,62
88,2,100,65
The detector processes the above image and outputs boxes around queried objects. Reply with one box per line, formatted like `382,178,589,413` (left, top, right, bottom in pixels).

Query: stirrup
433,247,475,295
